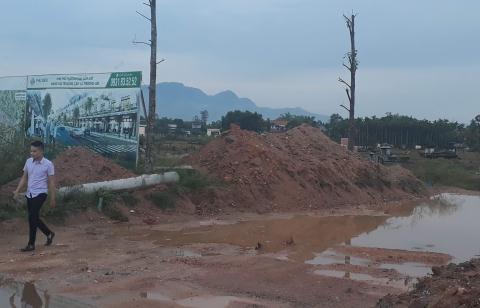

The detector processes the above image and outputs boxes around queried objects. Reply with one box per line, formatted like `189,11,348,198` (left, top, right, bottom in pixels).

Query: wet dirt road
0,193,479,307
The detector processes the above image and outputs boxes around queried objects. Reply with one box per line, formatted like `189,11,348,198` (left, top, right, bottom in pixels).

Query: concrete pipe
58,172,180,196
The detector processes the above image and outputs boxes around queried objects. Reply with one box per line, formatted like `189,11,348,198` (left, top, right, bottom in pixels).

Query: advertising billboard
0,76,27,147
26,72,142,166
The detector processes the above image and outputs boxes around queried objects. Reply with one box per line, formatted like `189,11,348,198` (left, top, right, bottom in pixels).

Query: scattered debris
377,259,480,308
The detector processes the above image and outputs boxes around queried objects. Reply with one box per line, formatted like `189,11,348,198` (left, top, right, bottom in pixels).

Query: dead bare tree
134,0,165,172
339,13,358,151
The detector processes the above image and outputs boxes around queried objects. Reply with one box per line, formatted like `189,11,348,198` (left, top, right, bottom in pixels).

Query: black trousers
26,193,52,246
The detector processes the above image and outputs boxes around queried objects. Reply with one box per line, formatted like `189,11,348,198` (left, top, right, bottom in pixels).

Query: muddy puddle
140,292,268,308
0,276,93,308
127,193,480,291
351,193,480,262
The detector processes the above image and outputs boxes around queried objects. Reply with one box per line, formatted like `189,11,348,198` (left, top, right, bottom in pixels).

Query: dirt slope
53,147,135,186
186,124,424,212
0,147,135,194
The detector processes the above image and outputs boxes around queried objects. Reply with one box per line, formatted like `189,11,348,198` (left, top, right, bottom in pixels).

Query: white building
207,128,221,137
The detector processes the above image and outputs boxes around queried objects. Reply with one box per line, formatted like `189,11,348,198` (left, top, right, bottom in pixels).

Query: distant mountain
141,82,328,122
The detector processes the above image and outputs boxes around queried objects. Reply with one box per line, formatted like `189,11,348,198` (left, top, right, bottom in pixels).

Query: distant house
191,121,203,135
207,128,221,137
191,122,202,130
271,119,288,132
167,124,177,134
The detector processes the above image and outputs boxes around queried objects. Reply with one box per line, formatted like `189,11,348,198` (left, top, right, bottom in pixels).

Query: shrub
97,190,129,222
120,192,138,208
149,191,176,210
0,196,26,221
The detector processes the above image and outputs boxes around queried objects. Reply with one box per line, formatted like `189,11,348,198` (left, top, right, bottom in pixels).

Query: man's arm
48,175,56,208
13,171,28,197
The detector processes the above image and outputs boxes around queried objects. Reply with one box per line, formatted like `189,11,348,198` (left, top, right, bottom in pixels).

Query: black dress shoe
20,245,35,252
46,232,55,246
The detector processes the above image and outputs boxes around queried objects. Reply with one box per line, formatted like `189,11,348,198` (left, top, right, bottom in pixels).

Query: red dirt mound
0,147,135,194
53,147,135,187
377,259,480,308
185,124,424,212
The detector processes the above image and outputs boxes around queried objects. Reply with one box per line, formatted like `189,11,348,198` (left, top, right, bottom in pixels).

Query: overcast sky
0,0,478,122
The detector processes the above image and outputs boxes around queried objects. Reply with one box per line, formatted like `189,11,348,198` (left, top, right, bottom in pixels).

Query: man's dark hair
30,140,44,150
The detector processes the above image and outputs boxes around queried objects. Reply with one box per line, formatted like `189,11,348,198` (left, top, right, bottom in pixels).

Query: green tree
221,110,267,132
279,112,316,129
324,113,467,149
324,113,348,142
208,120,222,129
466,118,480,151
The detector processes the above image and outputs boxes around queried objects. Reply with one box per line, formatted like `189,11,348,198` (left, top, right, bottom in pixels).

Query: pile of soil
0,147,135,193
377,259,480,308
53,147,135,187
185,124,424,213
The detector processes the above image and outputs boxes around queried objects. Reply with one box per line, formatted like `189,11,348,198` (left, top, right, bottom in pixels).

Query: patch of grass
97,190,129,222
43,190,97,223
149,191,177,210
155,156,181,168
0,197,26,221
0,143,28,186
111,154,137,170
103,206,129,222
148,170,223,211
42,190,129,223
119,192,138,208
175,169,220,194
408,156,480,191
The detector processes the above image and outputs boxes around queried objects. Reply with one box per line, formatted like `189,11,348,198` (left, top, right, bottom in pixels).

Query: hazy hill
141,82,328,122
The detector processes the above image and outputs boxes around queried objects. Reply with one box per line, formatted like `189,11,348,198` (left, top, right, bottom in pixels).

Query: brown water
140,292,266,308
131,214,390,263
137,194,479,261
0,276,93,308
351,193,480,262
126,193,480,287
313,270,412,290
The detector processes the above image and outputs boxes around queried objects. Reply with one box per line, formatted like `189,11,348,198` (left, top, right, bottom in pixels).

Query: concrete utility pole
339,13,358,151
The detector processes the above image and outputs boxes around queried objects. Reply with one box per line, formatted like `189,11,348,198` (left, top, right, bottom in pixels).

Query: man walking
13,140,56,252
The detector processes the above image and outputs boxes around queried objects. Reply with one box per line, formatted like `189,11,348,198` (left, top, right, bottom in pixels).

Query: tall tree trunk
339,14,358,151
348,17,356,150
145,0,157,173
